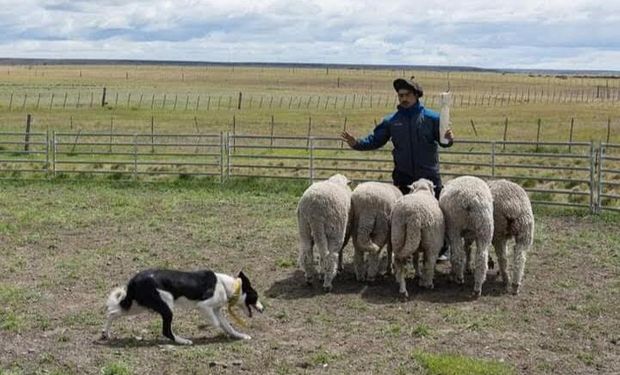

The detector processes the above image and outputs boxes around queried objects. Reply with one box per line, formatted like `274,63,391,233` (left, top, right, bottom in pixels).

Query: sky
0,0,619,71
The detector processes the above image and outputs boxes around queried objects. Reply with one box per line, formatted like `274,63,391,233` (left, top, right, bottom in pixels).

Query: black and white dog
102,269,264,345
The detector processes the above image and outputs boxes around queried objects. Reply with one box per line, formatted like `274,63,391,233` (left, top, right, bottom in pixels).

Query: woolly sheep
350,182,402,282
297,173,352,292
391,179,444,297
439,175,494,298
487,179,534,295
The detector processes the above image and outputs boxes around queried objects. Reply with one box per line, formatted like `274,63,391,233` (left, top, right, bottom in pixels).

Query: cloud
0,0,618,70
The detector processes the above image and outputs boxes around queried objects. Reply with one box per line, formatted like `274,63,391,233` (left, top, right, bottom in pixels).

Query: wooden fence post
101,87,107,107
306,116,312,148
237,92,243,110
24,114,32,152
568,117,574,152
270,115,275,149
502,118,508,151
536,118,542,152
469,119,478,137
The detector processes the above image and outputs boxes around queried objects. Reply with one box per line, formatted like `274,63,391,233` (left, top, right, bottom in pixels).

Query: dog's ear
238,270,249,282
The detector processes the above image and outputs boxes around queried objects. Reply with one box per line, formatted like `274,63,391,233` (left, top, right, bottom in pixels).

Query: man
340,77,454,261
340,77,454,197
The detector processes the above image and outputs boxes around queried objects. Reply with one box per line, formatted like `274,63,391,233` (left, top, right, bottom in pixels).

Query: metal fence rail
0,131,618,213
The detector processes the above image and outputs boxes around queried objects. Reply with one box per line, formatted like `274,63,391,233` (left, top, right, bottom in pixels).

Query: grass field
0,178,618,374
0,64,619,143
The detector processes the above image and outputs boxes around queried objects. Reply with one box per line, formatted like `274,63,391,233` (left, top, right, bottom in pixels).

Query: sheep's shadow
265,267,366,300
360,268,509,305
95,334,235,348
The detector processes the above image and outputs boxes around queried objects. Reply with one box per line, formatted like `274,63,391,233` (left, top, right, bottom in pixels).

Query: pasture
1,64,619,142
0,178,618,374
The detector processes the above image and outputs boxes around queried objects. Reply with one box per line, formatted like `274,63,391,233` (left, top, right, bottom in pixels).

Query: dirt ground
0,180,618,374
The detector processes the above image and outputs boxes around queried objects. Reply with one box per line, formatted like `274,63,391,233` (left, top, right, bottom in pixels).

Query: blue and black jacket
353,102,453,190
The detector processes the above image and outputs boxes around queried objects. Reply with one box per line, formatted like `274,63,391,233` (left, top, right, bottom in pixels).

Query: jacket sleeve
433,114,453,148
353,119,391,151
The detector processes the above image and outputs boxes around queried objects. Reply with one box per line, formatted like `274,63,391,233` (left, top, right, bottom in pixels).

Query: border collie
101,269,264,345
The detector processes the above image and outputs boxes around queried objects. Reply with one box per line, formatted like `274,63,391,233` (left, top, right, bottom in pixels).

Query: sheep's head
407,179,435,195
328,173,351,186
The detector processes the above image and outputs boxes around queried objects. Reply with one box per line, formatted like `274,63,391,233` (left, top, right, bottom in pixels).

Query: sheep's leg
298,220,316,285
512,222,533,295
411,250,424,279
322,223,346,292
419,247,436,289
472,238,490,298
393,255,409,297
367,223,388,281
353,246,366,282
493,237,510,291
385,228,393,276
448,231,465,285
464,237,474,274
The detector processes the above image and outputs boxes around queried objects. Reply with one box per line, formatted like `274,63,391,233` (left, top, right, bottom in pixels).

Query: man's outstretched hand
340,131,358,148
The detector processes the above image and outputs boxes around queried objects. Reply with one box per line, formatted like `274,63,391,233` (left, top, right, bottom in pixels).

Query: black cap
393,76,423,97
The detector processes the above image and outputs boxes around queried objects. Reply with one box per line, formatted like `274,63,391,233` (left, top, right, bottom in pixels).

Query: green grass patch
413,352,515,375
100,361,133,375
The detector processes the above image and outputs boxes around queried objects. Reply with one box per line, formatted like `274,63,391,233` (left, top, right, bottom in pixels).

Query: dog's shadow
96,334,235,348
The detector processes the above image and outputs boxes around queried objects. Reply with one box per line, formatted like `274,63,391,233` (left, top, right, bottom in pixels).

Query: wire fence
2,86,619,112
0,131,618,212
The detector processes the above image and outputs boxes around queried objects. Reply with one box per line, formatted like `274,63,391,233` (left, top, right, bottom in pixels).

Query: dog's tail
106,286,132,314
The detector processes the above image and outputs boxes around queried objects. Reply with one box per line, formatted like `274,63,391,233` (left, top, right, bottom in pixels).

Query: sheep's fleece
297,174,352,292
351,182,402,282
439,175,493,297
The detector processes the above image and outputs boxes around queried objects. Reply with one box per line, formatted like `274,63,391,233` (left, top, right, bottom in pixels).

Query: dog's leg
101,311,122,339
152,293,192,345
214,309,251,340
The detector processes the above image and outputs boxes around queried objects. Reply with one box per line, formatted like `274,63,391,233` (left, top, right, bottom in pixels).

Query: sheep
297,173,352,292
350,182,402,282
439,175,494,298
487,179,534,295
391,179,444,297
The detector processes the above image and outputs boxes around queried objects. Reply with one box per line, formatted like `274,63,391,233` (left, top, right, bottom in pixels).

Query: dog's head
238,271,264,317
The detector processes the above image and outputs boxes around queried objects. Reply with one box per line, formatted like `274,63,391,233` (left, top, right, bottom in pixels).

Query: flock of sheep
296,174,535,298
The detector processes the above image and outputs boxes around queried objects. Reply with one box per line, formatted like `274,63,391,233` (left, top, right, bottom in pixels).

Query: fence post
536,118,542,152
589,142,596,213
24,114,32,152
133,134,138,179
309,137,315,183
227,132,232,179
491,141,496,178
568,118,574,152
109,117,114,153
469,119,478,137
341,117,347,149
306,116,312,148
237,92,242,110
232,115,236,152
597,144,604,213
45,129,50,177
606,117,611,144
270,115,275,150
502,118,508,151
220,131,224,183
101,87,107,107
52,130,57,177
150,116,155,153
